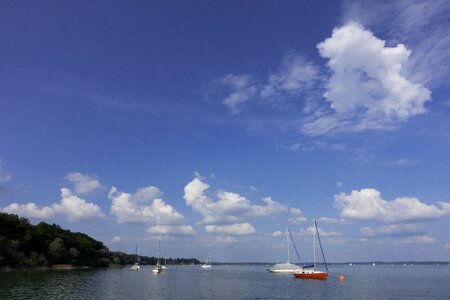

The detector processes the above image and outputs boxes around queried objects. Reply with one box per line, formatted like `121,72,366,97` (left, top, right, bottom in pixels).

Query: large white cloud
303,22,431,135
65,172,103,195
1,188,105,221
108,186,185,225
334,188,450,223
183,178,287,224
343,0,450,88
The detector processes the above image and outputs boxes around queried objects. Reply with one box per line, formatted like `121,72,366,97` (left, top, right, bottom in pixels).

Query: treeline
0,212,200,268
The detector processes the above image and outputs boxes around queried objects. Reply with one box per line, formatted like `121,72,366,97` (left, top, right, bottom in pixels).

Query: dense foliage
0,212,200,268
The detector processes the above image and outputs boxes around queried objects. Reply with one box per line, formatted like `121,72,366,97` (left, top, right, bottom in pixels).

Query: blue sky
1,0,450,262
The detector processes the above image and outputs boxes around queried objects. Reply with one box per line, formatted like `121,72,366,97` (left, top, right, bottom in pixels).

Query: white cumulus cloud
303,22,431,135
108,186,185,225
343,0,450,88
183,178,286,224
334,188,450,223
1,188,105,222
2,202,55,219
53,188,105,221
65,172,103,195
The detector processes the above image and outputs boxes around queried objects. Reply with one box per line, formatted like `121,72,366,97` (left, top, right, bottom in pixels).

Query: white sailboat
152,238,163,274
130,246,141,271
268,227,303,273
201,252,212,269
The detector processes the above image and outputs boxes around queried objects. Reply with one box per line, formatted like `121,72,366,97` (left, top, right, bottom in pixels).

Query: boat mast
135,245,139,264
157,237,161,266
287,227,291,263
314,219,328,272
288,227,303,264
313,221,316,268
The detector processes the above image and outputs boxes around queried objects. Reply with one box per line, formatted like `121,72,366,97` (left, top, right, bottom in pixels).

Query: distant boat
294,220,328,279
268,227,303,273
373,262,376,266
202,253,212,269
130,246,141,272
152,238,163,274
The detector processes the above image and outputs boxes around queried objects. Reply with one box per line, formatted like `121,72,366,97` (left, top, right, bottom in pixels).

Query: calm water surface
1,264,449,299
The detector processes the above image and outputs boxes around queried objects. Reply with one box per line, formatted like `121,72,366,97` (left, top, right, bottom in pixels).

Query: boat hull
294,271,328,279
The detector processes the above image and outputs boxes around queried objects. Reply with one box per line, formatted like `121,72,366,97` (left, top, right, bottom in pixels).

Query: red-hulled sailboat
294,220,328,279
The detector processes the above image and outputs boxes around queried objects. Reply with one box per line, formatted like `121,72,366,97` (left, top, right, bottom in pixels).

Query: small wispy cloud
380,158,420,167
216,236,238,244
111,236,121,243
0,164,11,184
401,235,435,244
360,223,426,237
206,52,321,115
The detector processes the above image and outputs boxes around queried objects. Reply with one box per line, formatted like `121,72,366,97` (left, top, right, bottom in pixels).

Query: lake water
1,264,449,299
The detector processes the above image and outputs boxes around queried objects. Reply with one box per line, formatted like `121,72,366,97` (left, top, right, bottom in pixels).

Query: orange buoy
339,275,345,281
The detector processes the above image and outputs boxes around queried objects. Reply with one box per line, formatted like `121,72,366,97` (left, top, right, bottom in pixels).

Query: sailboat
201,252,212,269
268,227,303,273
294,220,328,279
152,238,163,274
130,246,141,271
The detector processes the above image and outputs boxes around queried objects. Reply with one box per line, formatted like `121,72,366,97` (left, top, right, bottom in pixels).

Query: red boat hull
294,271,328,279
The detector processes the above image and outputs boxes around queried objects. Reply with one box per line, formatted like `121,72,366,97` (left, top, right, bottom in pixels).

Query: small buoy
339,275,345,281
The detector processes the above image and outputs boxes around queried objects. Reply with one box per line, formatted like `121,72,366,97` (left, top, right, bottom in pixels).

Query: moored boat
201,252,212,269
269,227,303,273
152,263,163,274
152,238,163,274
294,269,328,279
294,220,328,279
130,246,141,271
